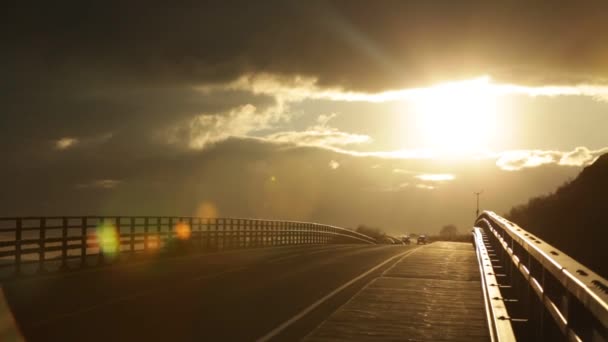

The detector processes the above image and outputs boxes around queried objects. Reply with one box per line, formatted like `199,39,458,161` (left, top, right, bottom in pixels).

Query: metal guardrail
473,227,517,342
0,216,375,278
475,211,608,342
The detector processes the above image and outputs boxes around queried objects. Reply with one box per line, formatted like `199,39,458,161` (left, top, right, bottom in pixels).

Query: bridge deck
305,242,490,341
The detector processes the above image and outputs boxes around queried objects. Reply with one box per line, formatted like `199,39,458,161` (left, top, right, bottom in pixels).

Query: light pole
474,190,483,218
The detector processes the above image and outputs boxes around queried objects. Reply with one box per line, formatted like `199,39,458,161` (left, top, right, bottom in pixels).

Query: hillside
506,153,608,279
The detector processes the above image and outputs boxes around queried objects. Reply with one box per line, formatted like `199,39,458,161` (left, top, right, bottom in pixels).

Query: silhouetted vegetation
428,224,472,243
355,224,395,244
439,224,459,240
505,154,608,278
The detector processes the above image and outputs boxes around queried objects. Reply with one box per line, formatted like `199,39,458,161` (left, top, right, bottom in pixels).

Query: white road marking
256,246,421,342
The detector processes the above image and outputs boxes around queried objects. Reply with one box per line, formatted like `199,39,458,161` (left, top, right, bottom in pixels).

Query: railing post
221,218,226,250
168,217,173,242
129,217,135,257
15,218,22,276
241,220,245,248
213,218,218,251
81,217,87,267
144,217,149,251
255,220,258,247
98,217,105,265
116,217,122,260
205,218,210,251
38,218,46,274
227,219,233,249
262,221,267,247
198,217,203,250
61,217,68,270
243,220,248,248
188,217,194,250
157,217,162,249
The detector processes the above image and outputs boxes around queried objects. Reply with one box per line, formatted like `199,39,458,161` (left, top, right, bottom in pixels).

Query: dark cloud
4,1,608,92
0,82,275,160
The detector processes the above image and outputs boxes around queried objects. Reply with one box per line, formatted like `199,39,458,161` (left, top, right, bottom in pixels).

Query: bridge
0,213,606,341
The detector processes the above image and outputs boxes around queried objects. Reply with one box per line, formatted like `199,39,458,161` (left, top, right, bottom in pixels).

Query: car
401,235,411,245
417,235,427,245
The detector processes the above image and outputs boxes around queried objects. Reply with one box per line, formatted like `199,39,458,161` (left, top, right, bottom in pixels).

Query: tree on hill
439,224,459,240
505,153,608,278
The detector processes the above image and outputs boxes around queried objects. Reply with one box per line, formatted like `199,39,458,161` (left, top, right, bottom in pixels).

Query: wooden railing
0,216,375,278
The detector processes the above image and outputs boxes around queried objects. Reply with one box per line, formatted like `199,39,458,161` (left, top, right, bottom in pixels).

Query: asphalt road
2,244,418,341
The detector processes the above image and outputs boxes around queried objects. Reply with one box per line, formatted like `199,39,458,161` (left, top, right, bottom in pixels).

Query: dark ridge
505,153,608,279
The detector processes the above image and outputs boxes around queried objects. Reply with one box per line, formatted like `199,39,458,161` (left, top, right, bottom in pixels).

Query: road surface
2,244,417,341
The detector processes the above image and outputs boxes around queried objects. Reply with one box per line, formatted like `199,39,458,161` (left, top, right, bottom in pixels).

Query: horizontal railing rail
475,211,608,341
0,216,375,279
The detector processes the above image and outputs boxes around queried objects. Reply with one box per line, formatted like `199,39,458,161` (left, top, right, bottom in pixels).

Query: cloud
415,174,455,182
496,147,608,171
265,129,370,149
167,102,285,150
393,169,416,175
415,184,435,190
263,113,371,149
6,2,608,94
55,137,78,150
76,179,122,189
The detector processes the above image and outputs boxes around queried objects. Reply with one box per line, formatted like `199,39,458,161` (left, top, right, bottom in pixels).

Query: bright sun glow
412,76,498,156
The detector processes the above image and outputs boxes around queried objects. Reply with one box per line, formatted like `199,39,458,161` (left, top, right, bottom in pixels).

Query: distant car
417,235,427,245
401,235,411,245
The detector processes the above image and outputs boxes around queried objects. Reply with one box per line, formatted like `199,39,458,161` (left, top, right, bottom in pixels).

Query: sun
412,76,498,156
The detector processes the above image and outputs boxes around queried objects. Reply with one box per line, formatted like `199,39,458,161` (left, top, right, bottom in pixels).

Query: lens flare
175,222,191,240
96,222,119,258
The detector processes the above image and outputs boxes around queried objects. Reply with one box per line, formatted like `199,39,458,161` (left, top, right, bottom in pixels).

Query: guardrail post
251,220,260,247
156,217,162,249
129,217,135,256
204,218,209,251
309,224,313,244
168,217,173,242
144,217,149,251
235,219,240,249
221,218,226,250
15,218,22,276
262,221,267,247
38,218,46,274
98,217,105,265
212,218,218,251
197,218,203,250
81,217,87,267
61,217,68,270
188,217,194,250
116,217,122,260
228,219,233,249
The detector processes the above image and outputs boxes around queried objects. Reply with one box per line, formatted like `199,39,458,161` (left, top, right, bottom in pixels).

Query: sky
2,1,608,235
